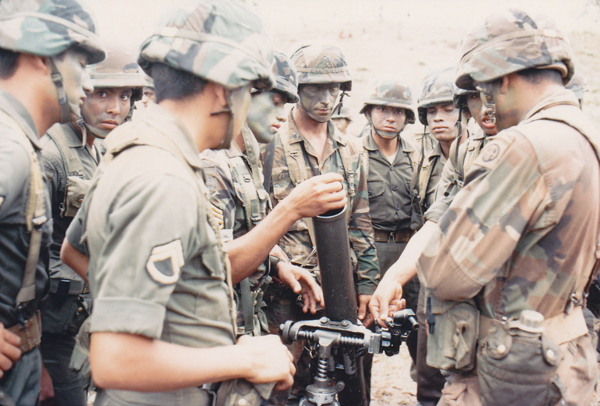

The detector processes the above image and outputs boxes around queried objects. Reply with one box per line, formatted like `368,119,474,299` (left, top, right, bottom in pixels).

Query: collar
287,107,348,147
520,88,580,124
0,88,41,149
143,102,205,171
63,122,85,147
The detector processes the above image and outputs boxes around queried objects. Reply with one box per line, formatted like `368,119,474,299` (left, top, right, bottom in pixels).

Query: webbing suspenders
0,110,47,310
46,124,86,217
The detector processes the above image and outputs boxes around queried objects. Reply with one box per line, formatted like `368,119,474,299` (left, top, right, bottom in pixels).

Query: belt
479,306,588,346
373,229,414,243
49,278,87,295
7,311,42,353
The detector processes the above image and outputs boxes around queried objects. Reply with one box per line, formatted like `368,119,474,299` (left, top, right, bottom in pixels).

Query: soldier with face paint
0,0,105,404
332,105,353,135
38,44,145,406
267,42,378,405
200,53,328,340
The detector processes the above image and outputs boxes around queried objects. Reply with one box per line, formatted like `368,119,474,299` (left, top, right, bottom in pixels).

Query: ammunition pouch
425,296,478,372
212,379,275,406
7,311,42,353
477,313,563,406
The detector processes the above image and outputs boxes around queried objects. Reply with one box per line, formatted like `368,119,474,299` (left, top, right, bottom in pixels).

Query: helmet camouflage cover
0,0,105,64
138,0,275,91
332,105,352,121
565,71,586,102
417,68,456,125
291,42,352,91
456,9,574,90
88,44,146,89
272,52,299,103
360,78,415,124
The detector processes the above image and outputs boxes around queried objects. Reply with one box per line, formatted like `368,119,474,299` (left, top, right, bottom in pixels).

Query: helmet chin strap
48,57,72,124
332,90,350,116
210,91,234,150
479,91,497,126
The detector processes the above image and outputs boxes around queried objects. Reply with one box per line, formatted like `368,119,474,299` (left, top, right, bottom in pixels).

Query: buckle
32,215,47,228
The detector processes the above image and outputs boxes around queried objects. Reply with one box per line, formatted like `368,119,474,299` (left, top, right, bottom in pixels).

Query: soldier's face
247,90,287,143
370,105,406,138
426,102,459,143
298,83,341,123
466,93,497,136
81,87,133,131
52,48,93,120
141,87,155,107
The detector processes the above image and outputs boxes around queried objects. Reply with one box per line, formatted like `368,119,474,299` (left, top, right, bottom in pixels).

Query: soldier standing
375,9,600,406
0,1,105,404
77,1,349,405
411,68,466,230
332,105,353,136
200,52,329,339
268,42,379,405
38,45,145,406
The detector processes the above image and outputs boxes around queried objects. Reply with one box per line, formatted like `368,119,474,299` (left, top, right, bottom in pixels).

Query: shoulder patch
146,240,184,285
473,137,510,171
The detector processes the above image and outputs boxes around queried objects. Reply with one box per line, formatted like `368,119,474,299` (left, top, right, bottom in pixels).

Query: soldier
38,45,145,406
77,1,346,405
141,74,156,108
332,105,353,135
359,77,420,399
268,42,379,405
411,68,466,230
0,0,105,404
374,9,600,406
200,52,325,339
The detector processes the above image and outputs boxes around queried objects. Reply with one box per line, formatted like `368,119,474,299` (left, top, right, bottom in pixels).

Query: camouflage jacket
417,89,600,320
200,126,271,335
410,141,446,230
424,128,489,224
271,109,379,295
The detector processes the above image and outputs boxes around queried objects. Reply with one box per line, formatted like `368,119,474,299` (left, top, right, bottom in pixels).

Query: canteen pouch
426,296,479,372
477,315,563,406
215,379,275,406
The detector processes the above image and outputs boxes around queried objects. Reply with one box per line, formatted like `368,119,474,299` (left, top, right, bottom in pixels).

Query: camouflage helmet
0,0,105,64
138,0,274,91
417,68,456,125
359,78,415,124
456,9,574,90
566,71,586,103
453,87,478,110
332,105,352,121
291,42,352,91
272,52,299,103
88,45,146,92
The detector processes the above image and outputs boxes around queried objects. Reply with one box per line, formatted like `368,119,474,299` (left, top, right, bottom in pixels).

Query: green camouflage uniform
0,1,104,404
267,43,378,405
411,68,457,231
419,9,599,406
73,1,277,405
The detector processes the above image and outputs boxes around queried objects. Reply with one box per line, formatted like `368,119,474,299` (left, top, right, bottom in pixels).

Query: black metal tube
313,206,357,323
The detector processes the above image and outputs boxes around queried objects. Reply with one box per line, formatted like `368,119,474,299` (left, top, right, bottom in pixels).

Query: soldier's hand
236,334,295,391
369,282,406,327
286,173,347,219
358,294,374,328
277,262,324,314
39,364,55,404
66,176,91,209
0,323,21,378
